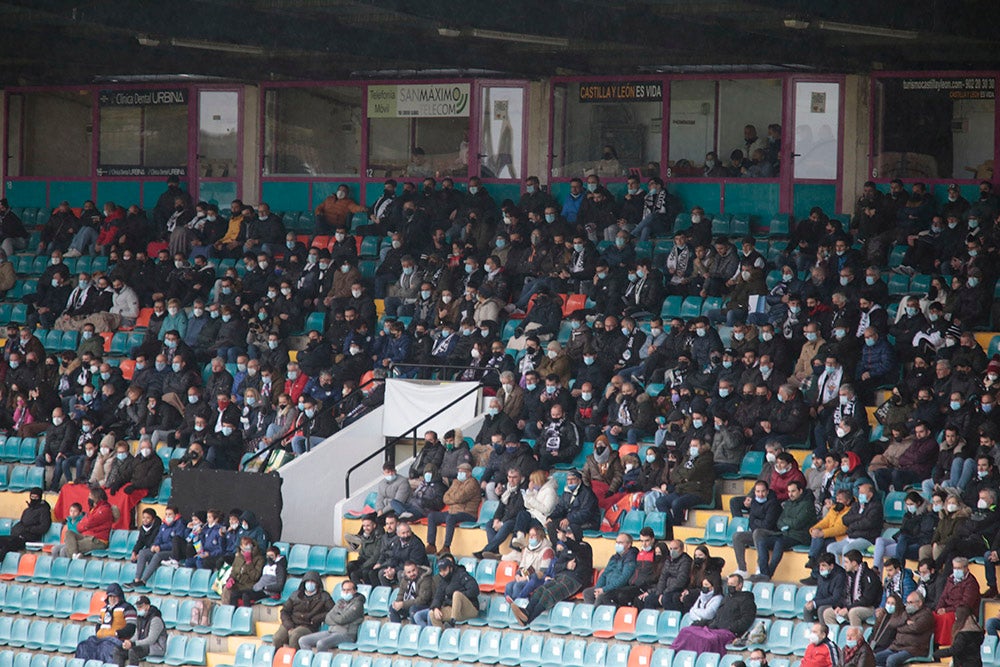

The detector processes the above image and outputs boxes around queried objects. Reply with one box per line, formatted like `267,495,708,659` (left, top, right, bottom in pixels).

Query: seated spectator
752,479,815,582
643,539,692,610
933,605,985,666
805,553,847,622
375,461,410,517
823,549,883,627
502,524,554,601
871,492,934,572
179,510,226,570
129,507,161,563
298,579,367,652
377,520,428,586
273,571,334,649
669,573,756,655
875,591,934,667
389,561,434,624
581,435,625,510
511,521,593,626
393,463,445,521
583,533,637,605
75,584,136,662
118,595,167,667
685,574,724,624
826,482,883,564
129,505,186,588
221,535,265,606
870,594,907,654
345,514,385,586
534,404,581,469
800,623,841,667
653,437,716,525
414,555,481,627
731,480,780,578
841,624,877,667
475,466,527,559
546,468,600,541
51,502,84,559
64,486,114,558
425,462,481,556
244,544,288,607
0,486,51,559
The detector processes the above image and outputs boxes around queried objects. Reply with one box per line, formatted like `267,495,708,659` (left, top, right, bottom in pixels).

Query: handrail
389,363,502,384
241,375,379,470
344,372,490,497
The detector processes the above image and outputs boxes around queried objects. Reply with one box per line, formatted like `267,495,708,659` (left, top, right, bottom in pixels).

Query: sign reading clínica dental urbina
368,84,471,118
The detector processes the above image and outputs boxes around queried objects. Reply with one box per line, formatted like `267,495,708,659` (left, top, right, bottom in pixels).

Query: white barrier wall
278,405,386,546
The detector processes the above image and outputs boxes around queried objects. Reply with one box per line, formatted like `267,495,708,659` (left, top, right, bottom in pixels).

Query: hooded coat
279,571,334,631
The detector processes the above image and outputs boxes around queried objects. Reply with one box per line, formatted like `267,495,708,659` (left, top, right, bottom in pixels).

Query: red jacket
95,209,125,246
801,639,840,667
936,572,981,613
769,464,807,501
284,374,309,404
75,500,114,543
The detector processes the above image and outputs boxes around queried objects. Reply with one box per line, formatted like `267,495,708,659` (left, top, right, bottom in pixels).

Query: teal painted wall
262,182,310,213
96,181,141,209
312,182,362,209
49,181,93,208
724,182,780,221
793,183,837,220
5,181,47,208
670,182,721,216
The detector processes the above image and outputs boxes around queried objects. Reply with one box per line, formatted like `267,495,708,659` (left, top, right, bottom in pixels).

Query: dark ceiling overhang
0,0,996,87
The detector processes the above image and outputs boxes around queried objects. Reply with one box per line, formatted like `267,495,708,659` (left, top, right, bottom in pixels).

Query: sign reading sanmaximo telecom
367,84,471,118
98,89,188,106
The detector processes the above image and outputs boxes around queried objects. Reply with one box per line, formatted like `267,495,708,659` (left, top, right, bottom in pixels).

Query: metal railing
241,375,380,471
343,365,500,496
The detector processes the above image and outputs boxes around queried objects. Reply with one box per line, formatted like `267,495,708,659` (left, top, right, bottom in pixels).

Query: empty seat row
0,617,95,652
283,544,348,576
0,438,42,464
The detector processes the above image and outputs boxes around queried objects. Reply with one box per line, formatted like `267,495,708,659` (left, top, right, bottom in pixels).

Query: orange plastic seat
120,359,136,380
1,552,37,581
563,293,587,316
272,647,296,667
70,591,106,621
492,561,518,593
100,332,113,352
626,644,652,667
134,308,153,329
311,235,331,249
595,606,638,639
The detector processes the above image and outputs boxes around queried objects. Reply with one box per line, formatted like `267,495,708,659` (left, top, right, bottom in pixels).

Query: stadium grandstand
3,2,1000,667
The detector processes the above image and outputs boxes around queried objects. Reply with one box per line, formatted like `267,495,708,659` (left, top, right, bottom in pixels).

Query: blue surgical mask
468,186,479,195
950,401,961,411
858,492,869,504
865,338,876,347
692,419,704,429
171,362,182,373
586,183,597,193
222,426,234,436
526,383,537,392
583,356,595,366
487,407,498,417
865,276,876,286
545,213,556,223
424,472,433,483
646,453,656,463
116,452,128,461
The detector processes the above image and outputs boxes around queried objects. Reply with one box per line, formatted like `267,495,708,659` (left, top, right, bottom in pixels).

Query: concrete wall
279,405,386,546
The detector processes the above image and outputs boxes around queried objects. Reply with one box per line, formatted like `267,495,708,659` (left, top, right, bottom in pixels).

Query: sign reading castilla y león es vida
367,83,471,118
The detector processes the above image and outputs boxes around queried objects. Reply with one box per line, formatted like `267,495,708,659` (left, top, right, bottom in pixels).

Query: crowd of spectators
2,169,1000,664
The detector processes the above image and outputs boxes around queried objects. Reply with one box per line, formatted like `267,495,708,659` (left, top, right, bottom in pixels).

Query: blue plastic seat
753,582,775,615
325,547,348,575
486,597,515,629
286,544,311,574
656,610,682,644
771,583,799,618
366,585,393,617
517,634,545,667
7,619,29,648
455,628,481,663
149,635,185,665
460,500,499,529
189,568,214,598
1,584,23,613
30,556,52,584
395,624,422,657
437,627,461,661
475,559,498,592
52,589,75,618
20,586,40,615
24,619,48,650
642,512,669,540
477,630,503,665
569,603,594,636
355,620,381,653
496,632,522,667
764,619,795,654
884,491,908,524
685,515,728,545
590,604,616,637
81,560,104,588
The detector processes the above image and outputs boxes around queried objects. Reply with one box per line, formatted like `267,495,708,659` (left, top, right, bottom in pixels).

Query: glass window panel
13,91,93,177
668,80,717,177
551,81,662,179
263,86,362,176
873,77,995,180
98,96,188,175
793,82,839,180
367,117,469,179
198,91,239,178
479,87,524,180
717,78,782,177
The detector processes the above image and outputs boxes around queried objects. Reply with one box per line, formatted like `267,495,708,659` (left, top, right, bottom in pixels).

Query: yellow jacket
811,503,850,539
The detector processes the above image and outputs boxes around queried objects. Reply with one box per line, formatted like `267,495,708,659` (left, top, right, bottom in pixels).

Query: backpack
190,599,215,628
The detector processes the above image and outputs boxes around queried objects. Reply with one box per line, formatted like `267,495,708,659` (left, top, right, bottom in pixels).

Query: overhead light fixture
136,35,160,47
169,37,265,55
783,19,809,30
469,28,569,47
437,27,461,38
815,20,918,40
